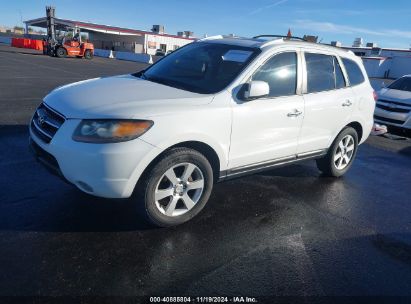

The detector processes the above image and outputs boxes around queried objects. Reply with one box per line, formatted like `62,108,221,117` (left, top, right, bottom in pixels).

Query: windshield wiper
143,76,173,87
134,73,209,94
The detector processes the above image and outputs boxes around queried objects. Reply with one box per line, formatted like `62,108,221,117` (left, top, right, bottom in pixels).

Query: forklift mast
46,6,57,47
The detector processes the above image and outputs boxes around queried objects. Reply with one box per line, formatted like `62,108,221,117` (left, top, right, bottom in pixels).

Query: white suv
30,35,375,226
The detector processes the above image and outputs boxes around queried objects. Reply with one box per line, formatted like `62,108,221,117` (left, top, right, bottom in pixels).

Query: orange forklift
45,6,94,59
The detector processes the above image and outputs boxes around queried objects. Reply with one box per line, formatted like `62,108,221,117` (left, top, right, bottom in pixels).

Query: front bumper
374,107,411,130
29,137,70,183
29,118,159,198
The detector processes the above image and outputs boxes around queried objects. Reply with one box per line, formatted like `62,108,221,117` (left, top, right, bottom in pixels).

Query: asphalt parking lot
1,44,411,301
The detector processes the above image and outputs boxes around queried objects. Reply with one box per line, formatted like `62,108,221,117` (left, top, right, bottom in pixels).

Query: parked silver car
374,75,411,132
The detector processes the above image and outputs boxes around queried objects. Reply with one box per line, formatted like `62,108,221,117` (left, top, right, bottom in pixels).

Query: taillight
373,91,378,102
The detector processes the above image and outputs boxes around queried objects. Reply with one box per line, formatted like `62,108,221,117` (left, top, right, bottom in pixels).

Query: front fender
124,105,231,197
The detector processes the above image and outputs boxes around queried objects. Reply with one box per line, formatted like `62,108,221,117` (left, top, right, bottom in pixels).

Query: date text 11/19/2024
149,296,258,303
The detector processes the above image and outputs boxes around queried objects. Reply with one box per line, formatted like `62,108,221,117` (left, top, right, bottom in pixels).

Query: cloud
294,9,363,16
293,19,411,39
294,8,411,16
249,0,289,15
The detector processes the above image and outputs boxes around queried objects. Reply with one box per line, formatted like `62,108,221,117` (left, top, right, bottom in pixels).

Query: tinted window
305,53,335,93
138,42,260,94
341,58,365,86
252,52,297,97
388,77,411,92
334,57,346,89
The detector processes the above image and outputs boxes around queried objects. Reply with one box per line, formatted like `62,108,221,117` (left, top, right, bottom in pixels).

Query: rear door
297,51,354,154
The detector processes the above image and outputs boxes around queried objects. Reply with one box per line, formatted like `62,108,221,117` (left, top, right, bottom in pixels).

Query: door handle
287,109,303,117
342,100,353,107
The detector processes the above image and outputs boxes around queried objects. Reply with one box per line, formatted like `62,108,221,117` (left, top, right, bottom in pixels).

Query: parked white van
30,35,375,226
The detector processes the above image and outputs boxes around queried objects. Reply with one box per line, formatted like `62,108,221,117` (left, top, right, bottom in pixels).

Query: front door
229,51,304,169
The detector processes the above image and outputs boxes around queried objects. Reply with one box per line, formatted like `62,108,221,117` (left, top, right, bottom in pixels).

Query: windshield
388,77,411,92
136,42,261,94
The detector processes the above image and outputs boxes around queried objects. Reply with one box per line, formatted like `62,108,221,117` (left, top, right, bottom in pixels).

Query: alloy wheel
334,134,355,170
154,162,204,217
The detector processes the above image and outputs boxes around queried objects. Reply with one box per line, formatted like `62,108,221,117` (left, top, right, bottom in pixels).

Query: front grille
378,99,411,107
31,103,65,143
376,99,411,114
374,115,405,125
376,104,410,113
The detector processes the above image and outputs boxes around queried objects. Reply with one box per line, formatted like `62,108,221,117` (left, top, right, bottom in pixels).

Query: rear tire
84,50,93,59
316,127,358,177
56,47,66,58
135,148,214,227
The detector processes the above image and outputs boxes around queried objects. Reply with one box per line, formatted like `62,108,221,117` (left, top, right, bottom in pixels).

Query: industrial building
343,47,411,79
24,17,196,55
329,38,411,79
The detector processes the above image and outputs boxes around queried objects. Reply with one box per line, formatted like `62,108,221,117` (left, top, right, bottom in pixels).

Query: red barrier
30,39,43,50
11,37,43,51
11,37,20,47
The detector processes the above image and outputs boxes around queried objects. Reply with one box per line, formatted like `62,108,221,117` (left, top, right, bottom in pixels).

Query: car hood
44,74,214,119
378,88,411,104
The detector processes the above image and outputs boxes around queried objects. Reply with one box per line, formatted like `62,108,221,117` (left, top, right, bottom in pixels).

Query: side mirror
381,82,386,88
242,81,270,101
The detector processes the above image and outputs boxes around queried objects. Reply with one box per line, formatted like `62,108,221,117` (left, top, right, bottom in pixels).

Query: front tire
136,148,214,227
316,127,358,177
56,47,66,58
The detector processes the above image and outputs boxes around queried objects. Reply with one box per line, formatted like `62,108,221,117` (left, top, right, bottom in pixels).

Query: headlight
72,119,153,143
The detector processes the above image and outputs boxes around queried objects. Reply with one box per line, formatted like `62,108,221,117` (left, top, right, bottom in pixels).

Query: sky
1,0,411,48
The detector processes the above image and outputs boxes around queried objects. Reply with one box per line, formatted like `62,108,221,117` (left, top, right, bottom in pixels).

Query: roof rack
253,35,307,41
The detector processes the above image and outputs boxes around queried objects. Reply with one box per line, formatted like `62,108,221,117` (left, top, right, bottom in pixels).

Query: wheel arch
327,120,365,150
172,141,221,181
141,141,221,184
57,46,67,54
346,121,363,142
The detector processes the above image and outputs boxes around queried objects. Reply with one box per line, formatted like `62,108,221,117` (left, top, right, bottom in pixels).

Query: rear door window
305,53,335,93
341,58,365,86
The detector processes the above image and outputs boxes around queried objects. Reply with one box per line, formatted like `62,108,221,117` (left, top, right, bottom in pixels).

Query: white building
342,45,411,79
24,17,196,55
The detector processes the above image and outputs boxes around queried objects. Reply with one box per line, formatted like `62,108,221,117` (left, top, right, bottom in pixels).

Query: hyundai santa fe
30,35,375,227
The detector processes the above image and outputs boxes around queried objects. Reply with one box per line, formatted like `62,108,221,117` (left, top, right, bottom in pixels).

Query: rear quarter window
341,58,365,86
